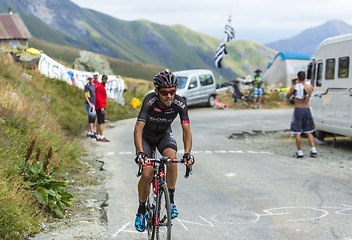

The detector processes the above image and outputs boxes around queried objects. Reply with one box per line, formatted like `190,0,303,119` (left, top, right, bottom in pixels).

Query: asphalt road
97,108,352,240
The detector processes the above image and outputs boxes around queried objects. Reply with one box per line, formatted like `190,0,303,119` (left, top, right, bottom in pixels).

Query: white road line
177,216,215,227
176,218,188,231
119,152,133,155
192,150,203,154
213,150,228,153
259,151,273,154
225,173,237,177
199,216,215,227
112,222,130,237
115,150,273,155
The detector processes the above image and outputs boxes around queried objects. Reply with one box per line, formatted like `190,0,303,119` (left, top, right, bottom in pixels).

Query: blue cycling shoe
171,204,178,219
135,213,146,232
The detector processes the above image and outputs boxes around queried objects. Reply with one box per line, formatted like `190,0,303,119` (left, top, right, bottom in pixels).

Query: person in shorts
95,74,109,142
252,69,264,109
84,75,96,138
286,71,317,158
133,69,194,232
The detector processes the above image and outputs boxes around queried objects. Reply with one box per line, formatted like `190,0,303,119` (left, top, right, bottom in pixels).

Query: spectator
92,71,100,88
95,74,110,142
286,71,317,158
252,69,264,109
92,72,100,135
84,75,96,138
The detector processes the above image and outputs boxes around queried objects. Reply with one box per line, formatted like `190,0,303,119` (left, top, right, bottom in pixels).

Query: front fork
154,165,166,226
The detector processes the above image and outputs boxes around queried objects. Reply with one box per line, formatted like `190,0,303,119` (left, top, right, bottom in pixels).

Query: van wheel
315,130,326,141
207,95,215,107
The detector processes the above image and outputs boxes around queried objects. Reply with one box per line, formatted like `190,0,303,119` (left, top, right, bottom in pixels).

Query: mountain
265,20,352,56
28,37,168,81
0,0,276,81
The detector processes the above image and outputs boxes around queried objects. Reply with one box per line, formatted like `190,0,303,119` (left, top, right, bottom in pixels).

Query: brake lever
136,164,143,177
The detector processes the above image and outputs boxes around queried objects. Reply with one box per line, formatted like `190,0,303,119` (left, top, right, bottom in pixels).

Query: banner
38,54,125,104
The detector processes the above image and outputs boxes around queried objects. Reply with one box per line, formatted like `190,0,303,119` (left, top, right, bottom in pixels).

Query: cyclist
134,69,194,232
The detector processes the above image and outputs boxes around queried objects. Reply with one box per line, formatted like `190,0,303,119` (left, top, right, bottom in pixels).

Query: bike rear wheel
156,183,171,240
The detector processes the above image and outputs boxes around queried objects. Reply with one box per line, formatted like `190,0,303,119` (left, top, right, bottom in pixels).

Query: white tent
263,52,311,88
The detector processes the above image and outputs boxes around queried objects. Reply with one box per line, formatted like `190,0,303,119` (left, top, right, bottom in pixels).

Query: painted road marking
107,152,115,155
176,218,188,231
119,151,133,155
225,172,237,177
112,204,352,236
115,150,273,155
112,222,131,237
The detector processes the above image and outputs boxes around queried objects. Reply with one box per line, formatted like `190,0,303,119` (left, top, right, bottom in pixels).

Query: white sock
101,135,104,139
88,132,92,135
297,150,303,156
97,135,101,139
311,147,317,153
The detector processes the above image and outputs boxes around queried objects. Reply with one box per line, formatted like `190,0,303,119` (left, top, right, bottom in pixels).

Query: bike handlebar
136,157,193,178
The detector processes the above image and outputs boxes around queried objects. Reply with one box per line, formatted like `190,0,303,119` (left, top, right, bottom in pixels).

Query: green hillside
29,37,164,80
0,0,277,81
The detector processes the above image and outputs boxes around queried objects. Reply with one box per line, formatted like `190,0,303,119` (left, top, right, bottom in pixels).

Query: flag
215,40,227,68
225,24,235,42
214,16,235,68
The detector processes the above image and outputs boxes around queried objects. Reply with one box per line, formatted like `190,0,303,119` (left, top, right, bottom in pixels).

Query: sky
70,0,352,44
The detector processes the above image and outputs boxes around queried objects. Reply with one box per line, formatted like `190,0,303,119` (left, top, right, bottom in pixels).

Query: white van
307,33,352,140
174,69,217,107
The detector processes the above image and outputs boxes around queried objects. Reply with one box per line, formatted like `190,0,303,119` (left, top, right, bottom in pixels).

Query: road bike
137,154,192,240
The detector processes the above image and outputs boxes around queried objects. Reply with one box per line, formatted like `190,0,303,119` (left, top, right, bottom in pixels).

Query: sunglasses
159,89,176,96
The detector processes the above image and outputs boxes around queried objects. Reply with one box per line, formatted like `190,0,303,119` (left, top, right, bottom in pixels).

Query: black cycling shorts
142,128,177,157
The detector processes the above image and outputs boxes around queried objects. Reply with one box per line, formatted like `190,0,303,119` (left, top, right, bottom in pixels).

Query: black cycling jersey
137,92,190,135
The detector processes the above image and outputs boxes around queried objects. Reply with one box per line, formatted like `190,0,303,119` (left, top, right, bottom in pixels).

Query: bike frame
137,155,192,240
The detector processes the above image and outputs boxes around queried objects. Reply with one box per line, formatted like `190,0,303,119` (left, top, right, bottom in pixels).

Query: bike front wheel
146,197,155,240
156,183,171,240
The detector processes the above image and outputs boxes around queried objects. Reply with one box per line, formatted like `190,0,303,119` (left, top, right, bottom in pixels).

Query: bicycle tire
146,196,156,240
156,183,171,240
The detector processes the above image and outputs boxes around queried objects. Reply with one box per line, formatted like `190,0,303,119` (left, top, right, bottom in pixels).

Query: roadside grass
217,90,293,109
0,55,146,238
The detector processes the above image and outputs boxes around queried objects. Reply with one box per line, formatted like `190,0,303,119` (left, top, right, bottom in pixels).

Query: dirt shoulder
30,138,110,240
230,130,352,172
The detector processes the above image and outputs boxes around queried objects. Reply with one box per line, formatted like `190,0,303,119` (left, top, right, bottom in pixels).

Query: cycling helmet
153,69,178,89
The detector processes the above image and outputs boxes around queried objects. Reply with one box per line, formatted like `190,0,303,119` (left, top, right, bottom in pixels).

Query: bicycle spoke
156,184,171,240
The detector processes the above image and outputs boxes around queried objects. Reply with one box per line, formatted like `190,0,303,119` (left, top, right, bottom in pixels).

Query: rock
18,51,41,69
73,51,114,75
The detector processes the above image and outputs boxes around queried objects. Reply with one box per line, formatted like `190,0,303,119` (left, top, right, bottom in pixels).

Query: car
173,69,217,107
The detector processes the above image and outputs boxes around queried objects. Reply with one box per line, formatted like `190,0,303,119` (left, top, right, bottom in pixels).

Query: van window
325,58,335,80
188,77,198,89
316,62,323,87
338,56,349,78
177,77,188,89
308,62,316,86
199,74,214,86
